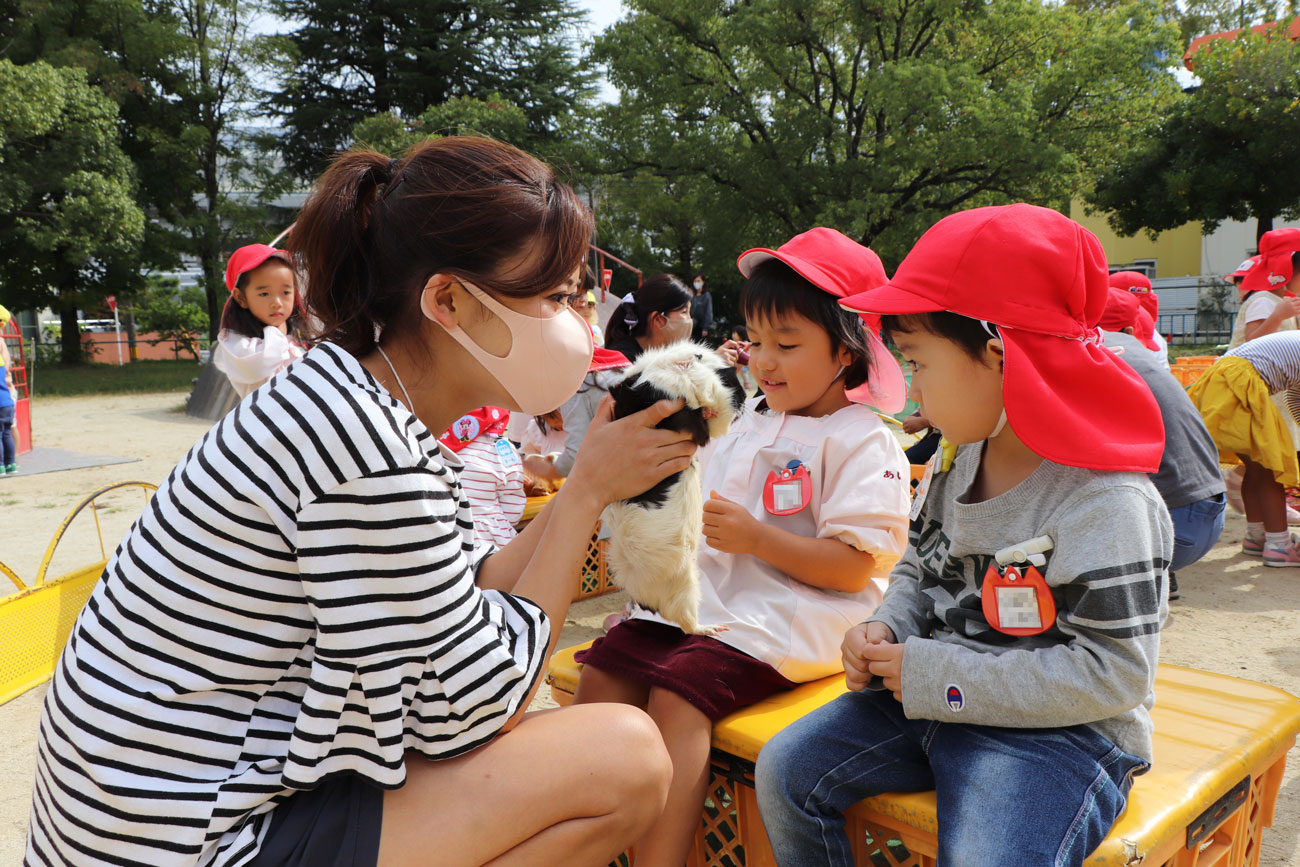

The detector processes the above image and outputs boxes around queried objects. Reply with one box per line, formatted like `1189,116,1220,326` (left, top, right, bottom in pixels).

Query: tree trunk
1257,214,1274,247
58,298,81,366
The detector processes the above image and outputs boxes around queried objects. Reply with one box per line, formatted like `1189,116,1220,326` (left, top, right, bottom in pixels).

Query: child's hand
842,622,896,691
861,643,905,702
702,491,760,555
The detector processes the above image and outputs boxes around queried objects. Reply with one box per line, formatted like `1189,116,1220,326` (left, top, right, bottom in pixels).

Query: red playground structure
2,318,31,455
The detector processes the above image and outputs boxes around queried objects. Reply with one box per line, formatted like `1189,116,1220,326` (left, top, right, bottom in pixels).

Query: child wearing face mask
213,244,308,398
756,205,1172,867
574,228,911,867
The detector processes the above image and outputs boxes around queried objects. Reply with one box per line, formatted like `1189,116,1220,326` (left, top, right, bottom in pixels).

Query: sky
574,0,625,101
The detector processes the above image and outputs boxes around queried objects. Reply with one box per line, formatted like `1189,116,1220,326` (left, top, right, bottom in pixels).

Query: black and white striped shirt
25,343,550,867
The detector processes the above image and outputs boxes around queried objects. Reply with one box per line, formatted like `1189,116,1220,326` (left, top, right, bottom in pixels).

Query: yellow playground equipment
0,481,157,705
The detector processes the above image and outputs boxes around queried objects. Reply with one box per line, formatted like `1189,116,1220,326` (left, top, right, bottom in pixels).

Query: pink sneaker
1243,536,1264,555
1263,537,1300,567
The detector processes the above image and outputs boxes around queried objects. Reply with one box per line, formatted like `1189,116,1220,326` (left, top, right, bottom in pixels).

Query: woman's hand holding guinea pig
565,396,698,509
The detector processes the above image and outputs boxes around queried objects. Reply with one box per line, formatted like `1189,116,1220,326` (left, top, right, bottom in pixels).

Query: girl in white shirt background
213,244,308,398
573,227,912,867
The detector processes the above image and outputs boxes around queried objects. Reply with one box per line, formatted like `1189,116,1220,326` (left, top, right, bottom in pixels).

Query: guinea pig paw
697,623,729,637
701,408,719,419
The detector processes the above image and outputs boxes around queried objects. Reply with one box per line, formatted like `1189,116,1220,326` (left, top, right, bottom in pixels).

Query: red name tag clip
763,460,812,515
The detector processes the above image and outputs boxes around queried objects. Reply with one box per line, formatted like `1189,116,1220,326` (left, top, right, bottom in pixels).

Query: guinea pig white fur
604,342,746,634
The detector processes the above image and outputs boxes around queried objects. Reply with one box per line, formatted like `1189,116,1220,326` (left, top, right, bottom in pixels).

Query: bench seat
547,642,1300,867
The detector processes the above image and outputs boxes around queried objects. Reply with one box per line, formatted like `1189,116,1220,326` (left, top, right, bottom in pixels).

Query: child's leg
1239,455,1286,532
0,413,12,468
572,663,650,708
630,687,713,867
928,723,1146,867
756,690,934,867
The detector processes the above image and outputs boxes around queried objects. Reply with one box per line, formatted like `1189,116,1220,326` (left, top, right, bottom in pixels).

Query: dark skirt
575,619,798,721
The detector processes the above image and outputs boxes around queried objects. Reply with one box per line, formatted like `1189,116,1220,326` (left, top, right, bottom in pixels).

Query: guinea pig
604,342,747,634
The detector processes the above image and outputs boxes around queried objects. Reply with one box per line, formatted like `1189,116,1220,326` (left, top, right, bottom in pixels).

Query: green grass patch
29,360,199,397
1166,342,1226,361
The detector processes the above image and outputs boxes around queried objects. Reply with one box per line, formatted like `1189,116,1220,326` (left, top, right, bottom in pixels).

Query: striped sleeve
899,483,1171,728
288,468,549,789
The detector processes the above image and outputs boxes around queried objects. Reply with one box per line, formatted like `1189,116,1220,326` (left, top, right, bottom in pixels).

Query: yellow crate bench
547,642,1300,867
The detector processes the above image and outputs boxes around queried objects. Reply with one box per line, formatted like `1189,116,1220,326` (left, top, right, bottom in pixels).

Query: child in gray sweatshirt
756,204,1173,867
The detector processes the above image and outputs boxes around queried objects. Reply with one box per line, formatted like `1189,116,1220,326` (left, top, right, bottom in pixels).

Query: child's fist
702,491,759,555
841,622,897,692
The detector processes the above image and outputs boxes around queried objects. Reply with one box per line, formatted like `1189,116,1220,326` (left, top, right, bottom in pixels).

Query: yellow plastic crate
549,644,1300,867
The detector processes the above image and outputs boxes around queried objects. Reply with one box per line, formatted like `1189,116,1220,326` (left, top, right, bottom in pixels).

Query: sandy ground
2,391,1300,865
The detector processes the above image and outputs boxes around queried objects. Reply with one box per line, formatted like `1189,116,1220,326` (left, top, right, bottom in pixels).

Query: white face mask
431,280,595,415
693,281,704,291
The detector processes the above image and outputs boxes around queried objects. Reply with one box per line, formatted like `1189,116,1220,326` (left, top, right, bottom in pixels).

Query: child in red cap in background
1189,230,1300,565
438,407,526,549
574,228,911,867
1108,270,1169,370
214,244,308,397
757,205,1172,867
1100,288,1226,598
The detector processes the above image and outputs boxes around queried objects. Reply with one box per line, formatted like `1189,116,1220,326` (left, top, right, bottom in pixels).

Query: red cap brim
1000,328,1163,473
839,283,946,316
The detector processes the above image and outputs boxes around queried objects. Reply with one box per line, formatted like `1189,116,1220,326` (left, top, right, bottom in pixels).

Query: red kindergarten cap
736,227,906,413
840,204,1163,473
1099,288,1159,351
1241,228,1300,294
225,244,295,294
1108,270,1157,320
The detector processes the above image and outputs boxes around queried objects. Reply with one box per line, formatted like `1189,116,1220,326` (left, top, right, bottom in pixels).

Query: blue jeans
1167,493,1225,573
755,690,1148,867
0,404,14,467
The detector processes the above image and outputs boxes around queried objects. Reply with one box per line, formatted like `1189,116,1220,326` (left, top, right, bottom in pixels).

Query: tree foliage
269,0,596,177
131,277,208,358
1088,25,1300,243
0,60,146,363
590,0,1182,284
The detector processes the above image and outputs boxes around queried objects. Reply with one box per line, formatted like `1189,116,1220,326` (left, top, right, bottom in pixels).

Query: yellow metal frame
0,481,157,705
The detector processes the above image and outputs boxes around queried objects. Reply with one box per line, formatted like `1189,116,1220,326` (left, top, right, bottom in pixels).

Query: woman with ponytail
26,138,688,867
603,272,695,362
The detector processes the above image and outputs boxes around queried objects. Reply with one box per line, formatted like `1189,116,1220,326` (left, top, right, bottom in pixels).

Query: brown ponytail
291,137,594,356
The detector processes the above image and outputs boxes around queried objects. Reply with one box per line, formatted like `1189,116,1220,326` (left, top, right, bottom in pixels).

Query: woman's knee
587,704,672,801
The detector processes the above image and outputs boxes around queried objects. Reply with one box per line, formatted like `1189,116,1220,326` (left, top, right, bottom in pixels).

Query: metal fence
1156,311,1235,346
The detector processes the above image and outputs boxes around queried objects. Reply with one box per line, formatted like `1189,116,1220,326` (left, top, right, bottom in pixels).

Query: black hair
604,273,693,345
739,258,874,390
879,312,996,362
220,262,307,341
581,266,596,293
730,323,749,340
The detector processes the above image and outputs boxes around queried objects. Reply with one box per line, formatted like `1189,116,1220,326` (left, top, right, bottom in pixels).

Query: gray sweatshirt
869,443,1172,762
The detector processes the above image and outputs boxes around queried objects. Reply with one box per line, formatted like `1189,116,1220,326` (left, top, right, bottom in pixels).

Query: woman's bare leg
377,704,670,867
630,687,714,867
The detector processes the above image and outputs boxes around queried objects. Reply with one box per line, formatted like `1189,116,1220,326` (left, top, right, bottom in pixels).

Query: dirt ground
2,391,1300,865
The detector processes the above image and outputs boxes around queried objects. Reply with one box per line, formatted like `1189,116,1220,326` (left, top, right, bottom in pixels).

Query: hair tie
379,159,405,201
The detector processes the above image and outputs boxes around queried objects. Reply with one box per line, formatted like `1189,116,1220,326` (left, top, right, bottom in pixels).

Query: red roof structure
1184,17,1300,69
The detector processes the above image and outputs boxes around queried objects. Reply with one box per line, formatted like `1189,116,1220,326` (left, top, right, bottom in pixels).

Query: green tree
0,59,146,363
269,0,596,177
1088,25,1300,245
590,0,1181,275
130,277,209,358
1,0,288,340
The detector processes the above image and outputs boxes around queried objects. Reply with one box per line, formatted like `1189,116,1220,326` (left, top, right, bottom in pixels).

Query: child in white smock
213,244,307,397
574,227,911,867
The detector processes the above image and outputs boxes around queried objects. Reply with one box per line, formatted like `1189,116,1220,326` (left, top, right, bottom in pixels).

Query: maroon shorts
575,619,797,721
